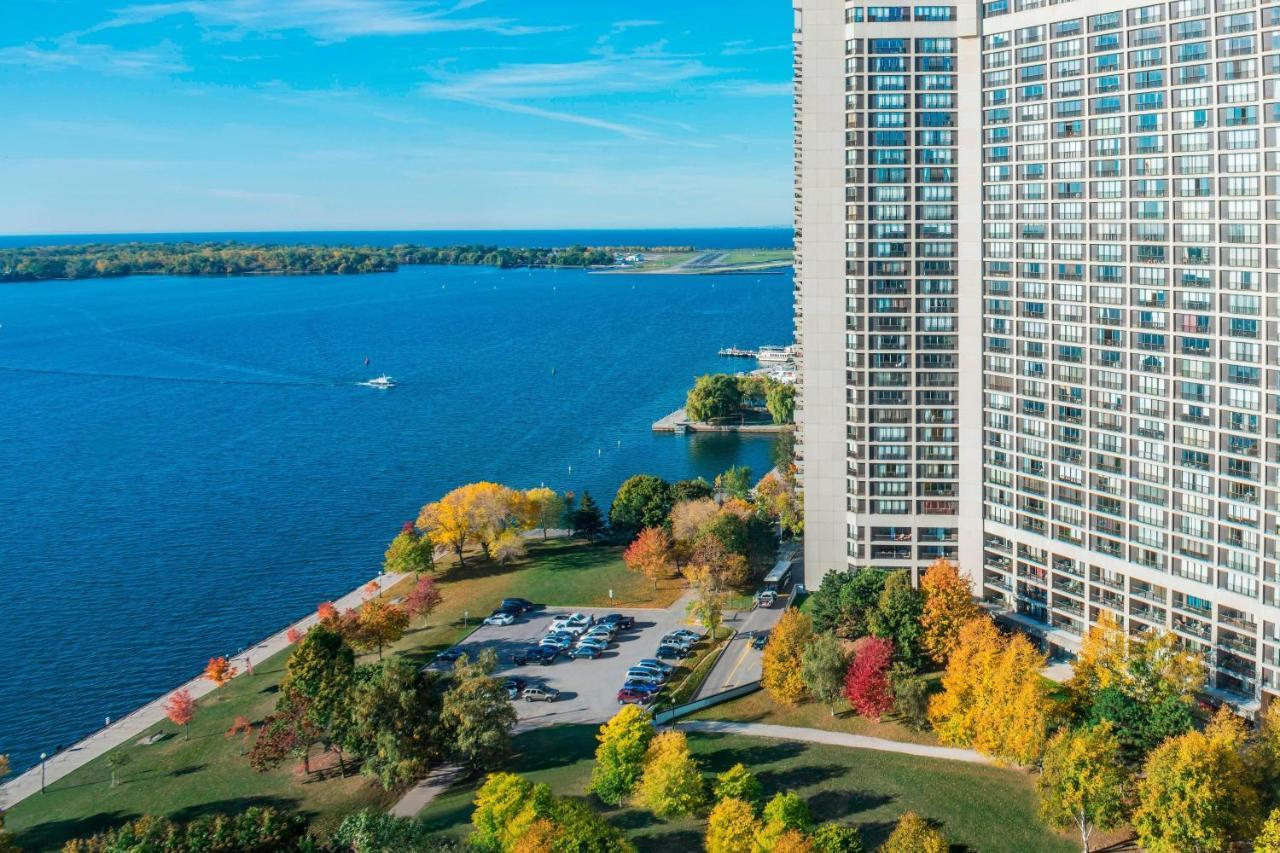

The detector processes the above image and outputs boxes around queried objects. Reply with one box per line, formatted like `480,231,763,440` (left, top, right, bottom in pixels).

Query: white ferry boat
756,345,795,364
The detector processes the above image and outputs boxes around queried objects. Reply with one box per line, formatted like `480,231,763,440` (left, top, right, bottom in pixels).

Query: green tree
106,751,131,788
809,569,887,637
889,663,930,731
571,491,605,541
811,823,864,853
346,657,446,789
758,792,814,848
332,809,443,852
713,763,763,808
1133,709,1261,853
609,475,674,537
443,649,517,771
686,373,743,422
1256,809,1280,853
1087,684,1194,764
671,477,714,502
383,522,435,574
766,382,796,424
588,705,655,805
1037,723,1130,853
800,632,848,715
705,797,762,853
715,465,753,500
882,812,947,853
867,570,924,668
280,625,356,767
634,730,707,818
539,797,636,853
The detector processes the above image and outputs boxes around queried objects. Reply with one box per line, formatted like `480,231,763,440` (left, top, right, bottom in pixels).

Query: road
694,602,785,699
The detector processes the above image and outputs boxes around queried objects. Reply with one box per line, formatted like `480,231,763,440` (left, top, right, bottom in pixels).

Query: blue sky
0,1,794,235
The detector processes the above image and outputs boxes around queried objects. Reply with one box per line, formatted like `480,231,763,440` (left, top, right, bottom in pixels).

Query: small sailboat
363,356,370,366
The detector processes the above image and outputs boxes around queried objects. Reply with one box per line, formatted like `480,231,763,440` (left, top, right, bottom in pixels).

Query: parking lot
437,601,696,726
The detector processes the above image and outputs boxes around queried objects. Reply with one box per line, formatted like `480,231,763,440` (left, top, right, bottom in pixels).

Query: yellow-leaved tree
928,616,1002,746
881,812,947,853
762,608,813,706
919,558,980,665
634,731,707,818
704,797,762,853
418,482,525,567
522,487,565,539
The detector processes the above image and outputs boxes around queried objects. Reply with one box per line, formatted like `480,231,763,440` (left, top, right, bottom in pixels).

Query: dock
718,347,759,358
652,407,790,434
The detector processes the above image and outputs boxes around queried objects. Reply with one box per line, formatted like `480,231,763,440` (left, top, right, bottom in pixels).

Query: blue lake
0,259,793,770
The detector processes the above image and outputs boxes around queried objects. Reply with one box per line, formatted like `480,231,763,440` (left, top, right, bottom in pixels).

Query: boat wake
0,365,344,388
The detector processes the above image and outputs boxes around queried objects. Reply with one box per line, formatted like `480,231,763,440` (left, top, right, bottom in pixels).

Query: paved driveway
439,599,695,726
694,602,786,699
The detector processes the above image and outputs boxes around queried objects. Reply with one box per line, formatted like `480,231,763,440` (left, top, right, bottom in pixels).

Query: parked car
629,664,668,683
669,628,704,643
621,679,662,696
586,623,617,638
625,669,663,685
577,636,609,652
659,634,696,651
656,643,692,660
753,590,777,609
599,613,635,630
570,644,603,659
637,658,674,676
752,630,770,650
513,646,559,666
617,687,654,705
483,611,516,626
524,685,561,702
501,598,536,613
551,612,593,632
435,647,464,665
504,677,528,699
542,631,576,649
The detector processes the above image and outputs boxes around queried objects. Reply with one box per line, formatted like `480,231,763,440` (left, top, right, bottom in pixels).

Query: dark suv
599,613,635,630
513,646,559,666
501,598,537,614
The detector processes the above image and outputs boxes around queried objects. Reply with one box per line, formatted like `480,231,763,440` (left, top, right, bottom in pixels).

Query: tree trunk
1077,815,1091,853
184,723,190,741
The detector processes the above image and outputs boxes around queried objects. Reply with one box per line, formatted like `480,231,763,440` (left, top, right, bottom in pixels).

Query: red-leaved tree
286,626,303,644
316,601,338,623
843,636,895,720
164,688,197,740
404,575,443,620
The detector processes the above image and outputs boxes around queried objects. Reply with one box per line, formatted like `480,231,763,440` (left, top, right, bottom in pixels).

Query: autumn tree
715,465,753,500
688,530,751,591
1257,810,1280,853
705,796,762,853
383,521,435,575
763,608,813,706
249,689,320,774
352,598,410,659
280,625,356,772
471,772,552,852
761,791,814,840
800,632,848,715
523,487,566,539
418,485,477,566
164,688,196,740
624,527,676,591
609,475,674,538
588,705,654,806
843,636,895,720
443,649,516,771
404,575,443,621
881,812,947,853
1037,722,1130,853
204,656,237,698
225,715,255,756
670,498,720,554
1133,708,1262,853
867,570,924,668
713,763,763,808
754,470,802,538
810,823,865,853
919,558,979,665
286,626,303,644
492,529,528,564
634,730,707,818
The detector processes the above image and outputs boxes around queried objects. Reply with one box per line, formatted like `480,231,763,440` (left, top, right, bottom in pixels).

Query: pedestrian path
678,720,991,765
0,571,408,811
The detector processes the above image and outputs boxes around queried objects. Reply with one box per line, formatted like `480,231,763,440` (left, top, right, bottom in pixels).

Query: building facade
796,0,1280,710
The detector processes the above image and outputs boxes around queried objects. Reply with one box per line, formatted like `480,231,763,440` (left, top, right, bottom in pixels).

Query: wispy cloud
717,81,792,97
0,39,189,75
611,19,661,34
721,40,790,56
93,0,565,43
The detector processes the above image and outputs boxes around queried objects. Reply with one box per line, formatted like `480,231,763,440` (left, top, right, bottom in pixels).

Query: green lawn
687,680,943,746
715,249,794,267
417,725,1073,853
6,538,684,852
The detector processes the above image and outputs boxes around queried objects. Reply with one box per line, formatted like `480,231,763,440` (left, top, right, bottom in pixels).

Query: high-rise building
795,0,1280,711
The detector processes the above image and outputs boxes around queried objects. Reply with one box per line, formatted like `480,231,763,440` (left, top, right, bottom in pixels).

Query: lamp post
40,752,46,793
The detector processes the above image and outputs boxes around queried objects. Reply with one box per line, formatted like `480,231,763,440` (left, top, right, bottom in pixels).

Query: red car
617,687,654,706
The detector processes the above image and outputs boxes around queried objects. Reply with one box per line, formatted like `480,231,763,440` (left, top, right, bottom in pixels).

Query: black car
501,597,537,614
513,646,559,666
435,647,464,666
656,643,692,660
752,631,770,650
599,613,635,630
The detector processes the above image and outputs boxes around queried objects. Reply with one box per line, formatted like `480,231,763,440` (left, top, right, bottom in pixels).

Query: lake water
0,252,793,771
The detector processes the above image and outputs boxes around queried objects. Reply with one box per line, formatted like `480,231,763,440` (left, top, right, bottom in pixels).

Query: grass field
687,679,943,746
5,538,685,851
714,249,795,267
417,725,1073,853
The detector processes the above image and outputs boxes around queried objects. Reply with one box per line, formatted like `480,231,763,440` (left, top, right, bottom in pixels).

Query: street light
40,752,46,793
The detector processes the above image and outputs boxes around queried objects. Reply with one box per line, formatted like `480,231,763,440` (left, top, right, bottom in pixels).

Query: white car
577,636,609,651
483,612,516,626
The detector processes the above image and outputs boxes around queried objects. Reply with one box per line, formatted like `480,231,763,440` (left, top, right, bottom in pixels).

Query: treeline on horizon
0,242,697,282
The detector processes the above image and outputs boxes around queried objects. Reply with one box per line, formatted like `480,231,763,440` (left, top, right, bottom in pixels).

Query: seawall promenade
0,570,408,813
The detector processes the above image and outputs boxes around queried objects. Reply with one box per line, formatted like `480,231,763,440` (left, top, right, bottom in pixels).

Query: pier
652,407,790,434
718,346,759,358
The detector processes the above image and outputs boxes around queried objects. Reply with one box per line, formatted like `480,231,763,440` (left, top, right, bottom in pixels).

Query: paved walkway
390,764,467,818
678,720,992,765
0,571,408,811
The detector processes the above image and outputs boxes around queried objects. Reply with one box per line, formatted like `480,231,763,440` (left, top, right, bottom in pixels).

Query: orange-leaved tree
624,527,676,592
165,688,196,740
354,597,410,659
919,558,980,665
225,715,254,755
204,656,237,698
